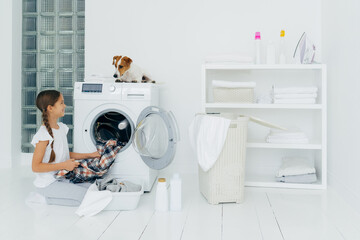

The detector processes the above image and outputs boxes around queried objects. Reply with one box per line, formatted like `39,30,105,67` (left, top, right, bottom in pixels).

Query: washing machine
73,82,179,192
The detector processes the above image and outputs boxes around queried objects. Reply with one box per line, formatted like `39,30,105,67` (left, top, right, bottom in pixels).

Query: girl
31,90,100,206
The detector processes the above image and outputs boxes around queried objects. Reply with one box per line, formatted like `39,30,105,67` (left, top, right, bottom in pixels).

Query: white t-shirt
31,122,70,188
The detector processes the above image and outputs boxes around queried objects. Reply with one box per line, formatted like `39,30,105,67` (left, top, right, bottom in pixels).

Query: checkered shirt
55,140,123,183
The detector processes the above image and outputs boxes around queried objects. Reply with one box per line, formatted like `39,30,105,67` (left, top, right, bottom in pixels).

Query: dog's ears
123,56,133,65
112,56,122,67
112,56,117,66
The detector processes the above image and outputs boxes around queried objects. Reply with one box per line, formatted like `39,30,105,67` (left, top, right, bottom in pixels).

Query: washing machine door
132,106,180,170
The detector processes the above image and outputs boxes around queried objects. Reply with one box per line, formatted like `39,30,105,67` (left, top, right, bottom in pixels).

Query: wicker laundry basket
199,116,249,204
213,87,254,103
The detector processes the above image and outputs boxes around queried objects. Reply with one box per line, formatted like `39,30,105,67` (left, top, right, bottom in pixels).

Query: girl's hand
63,159,79,171
90,151,101,159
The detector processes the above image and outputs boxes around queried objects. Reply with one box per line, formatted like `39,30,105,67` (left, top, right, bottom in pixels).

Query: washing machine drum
93,112,132,148
95,123,121,142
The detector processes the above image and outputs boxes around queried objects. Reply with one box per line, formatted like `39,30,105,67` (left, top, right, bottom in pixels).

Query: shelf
205,103,322,110
204,63,325,70
202,62,327,189
245,181,325,189
247,141,322,150
245,174,325,189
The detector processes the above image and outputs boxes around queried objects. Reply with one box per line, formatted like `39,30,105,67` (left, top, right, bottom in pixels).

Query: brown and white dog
112,56,154,83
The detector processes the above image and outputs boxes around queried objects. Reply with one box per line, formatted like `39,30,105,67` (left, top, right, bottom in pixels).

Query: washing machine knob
109,85,116,92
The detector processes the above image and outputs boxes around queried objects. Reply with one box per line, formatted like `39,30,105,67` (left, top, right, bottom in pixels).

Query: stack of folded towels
266,128,309,144
272,85,318,104
276,157,317,183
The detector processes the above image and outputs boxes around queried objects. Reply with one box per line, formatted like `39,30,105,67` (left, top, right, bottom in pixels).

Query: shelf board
247,141,322,150
205,103,322,109
245,175,325,189
245,181,325,189
203,63,325,70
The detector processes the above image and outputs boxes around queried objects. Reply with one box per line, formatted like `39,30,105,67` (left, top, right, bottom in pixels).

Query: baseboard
328,170,360,214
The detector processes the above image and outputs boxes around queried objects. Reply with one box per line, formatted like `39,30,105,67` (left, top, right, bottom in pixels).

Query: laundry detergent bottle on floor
170,173,182,211
155,178,168,211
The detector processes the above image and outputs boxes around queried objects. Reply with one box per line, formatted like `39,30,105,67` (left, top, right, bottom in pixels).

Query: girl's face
49,94,66,118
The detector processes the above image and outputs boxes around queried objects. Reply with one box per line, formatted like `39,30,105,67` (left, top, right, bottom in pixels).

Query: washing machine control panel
74,82,158,102
81,83,103,93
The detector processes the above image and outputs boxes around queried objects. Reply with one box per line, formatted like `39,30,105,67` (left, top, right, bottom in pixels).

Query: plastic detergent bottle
279,30,286,64
170,173,182,211
254,32,261,64
155,178,168,211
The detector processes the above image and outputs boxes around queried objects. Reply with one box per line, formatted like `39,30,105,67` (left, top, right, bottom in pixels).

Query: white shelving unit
202,63,327,189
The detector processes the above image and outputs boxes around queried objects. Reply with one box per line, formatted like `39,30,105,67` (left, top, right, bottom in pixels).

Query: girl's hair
35,90,61,163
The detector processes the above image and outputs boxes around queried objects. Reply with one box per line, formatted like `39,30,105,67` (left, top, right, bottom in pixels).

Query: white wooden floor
1,167,360,240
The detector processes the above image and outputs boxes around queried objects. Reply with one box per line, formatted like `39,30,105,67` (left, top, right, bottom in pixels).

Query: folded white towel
276,157,316,177
274,98,316,104
276,173,317,183
267,127,309,144
212,80,256,89
189,115,231,172
205,54,253,63
273,86,318,94
274,93,317,99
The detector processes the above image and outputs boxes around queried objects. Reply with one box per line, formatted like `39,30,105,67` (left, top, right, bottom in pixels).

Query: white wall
86,0,322,173
323,0,360,212
12,0,22,167
0,0,12,168
0,0,21,168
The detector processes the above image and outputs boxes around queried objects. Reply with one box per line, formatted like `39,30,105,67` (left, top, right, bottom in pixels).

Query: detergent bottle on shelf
254,32,262,64
279,30,286,64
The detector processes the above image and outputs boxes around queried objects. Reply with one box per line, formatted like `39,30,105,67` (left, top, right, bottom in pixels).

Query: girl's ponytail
42,109,56,163
36,90,61,163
